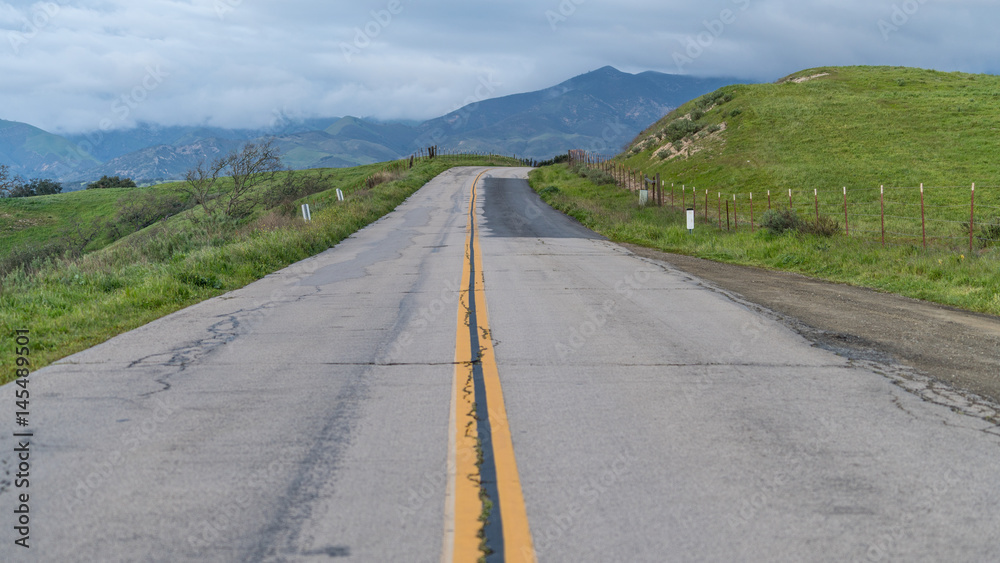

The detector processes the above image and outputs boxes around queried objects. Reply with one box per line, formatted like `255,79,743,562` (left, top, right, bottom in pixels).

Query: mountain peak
590,65,626,75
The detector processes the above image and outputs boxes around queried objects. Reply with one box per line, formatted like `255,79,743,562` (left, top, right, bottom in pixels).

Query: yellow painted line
447,169,536,562
471,226,537,562
450,231,482,562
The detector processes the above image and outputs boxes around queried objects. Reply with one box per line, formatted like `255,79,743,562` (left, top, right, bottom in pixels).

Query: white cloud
0,0,998,133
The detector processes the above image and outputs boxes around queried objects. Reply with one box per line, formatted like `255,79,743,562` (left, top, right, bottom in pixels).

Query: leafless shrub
182,139,284,221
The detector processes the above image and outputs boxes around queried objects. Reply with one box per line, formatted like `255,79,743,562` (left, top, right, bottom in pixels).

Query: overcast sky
1,0,996,134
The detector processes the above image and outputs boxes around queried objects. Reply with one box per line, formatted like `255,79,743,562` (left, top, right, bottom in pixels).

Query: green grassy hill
0,187,152,256
527,66,1000,317
622,66,1000,190
0,119,100,178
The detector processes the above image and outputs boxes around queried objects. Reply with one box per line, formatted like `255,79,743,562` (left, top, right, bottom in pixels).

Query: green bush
584,169,616,186
569,165,616,186
760,208,804,234
977,219,1000,247
662,119,704,144
801,215,841,237
87,175,137,189
761,208,839,237
113,191,189,234
696,90,734,111
8,178,62,198
0,241,72,277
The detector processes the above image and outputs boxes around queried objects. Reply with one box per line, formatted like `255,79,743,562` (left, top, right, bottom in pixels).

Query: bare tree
0,165,19,198
183,139,283,220
183,160,219,217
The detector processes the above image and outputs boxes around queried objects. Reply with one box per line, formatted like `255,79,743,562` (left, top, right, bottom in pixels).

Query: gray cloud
0,0,997,134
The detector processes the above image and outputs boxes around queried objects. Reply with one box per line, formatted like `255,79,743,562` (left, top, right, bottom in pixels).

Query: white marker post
301,204,312,222
336,189,344,201
686,208,695,234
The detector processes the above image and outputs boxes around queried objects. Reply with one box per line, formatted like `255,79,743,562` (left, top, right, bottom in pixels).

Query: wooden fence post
718,192,722,229
843,187,849,236
920,183,926,250
880,185,885,247
970,183,976,252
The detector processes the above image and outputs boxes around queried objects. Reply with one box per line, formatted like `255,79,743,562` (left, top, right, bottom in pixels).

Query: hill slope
0,119,100,179
620,66,1000,190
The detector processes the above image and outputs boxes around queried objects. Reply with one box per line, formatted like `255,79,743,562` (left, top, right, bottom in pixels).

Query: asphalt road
2,167,999,562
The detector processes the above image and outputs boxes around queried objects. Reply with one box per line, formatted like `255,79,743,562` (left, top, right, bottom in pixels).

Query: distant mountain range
0,67,740,188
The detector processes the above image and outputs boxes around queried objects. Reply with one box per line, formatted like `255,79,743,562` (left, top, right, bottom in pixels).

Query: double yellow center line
446,170,535,562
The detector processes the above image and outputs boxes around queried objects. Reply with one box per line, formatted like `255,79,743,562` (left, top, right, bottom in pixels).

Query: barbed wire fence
568,150,1000,253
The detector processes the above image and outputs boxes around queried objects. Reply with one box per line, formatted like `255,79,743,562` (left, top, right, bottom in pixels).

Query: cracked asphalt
2,167,999,562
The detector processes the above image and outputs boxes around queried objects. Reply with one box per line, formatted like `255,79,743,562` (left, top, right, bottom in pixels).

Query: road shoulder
621,243,1000,421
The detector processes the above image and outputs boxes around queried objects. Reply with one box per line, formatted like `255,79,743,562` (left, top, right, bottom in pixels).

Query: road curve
2,167,999,562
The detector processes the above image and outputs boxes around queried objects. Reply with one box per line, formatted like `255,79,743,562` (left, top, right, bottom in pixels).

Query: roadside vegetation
526,66,1000,317
0,150,520,381
529,163,1000,316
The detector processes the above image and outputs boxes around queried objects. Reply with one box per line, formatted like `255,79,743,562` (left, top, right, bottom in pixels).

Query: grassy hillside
530,164,1000,316
622,66,1000,190
0,187,138,255
527,66,1000,317
0,119,100,177
0,155,520,381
